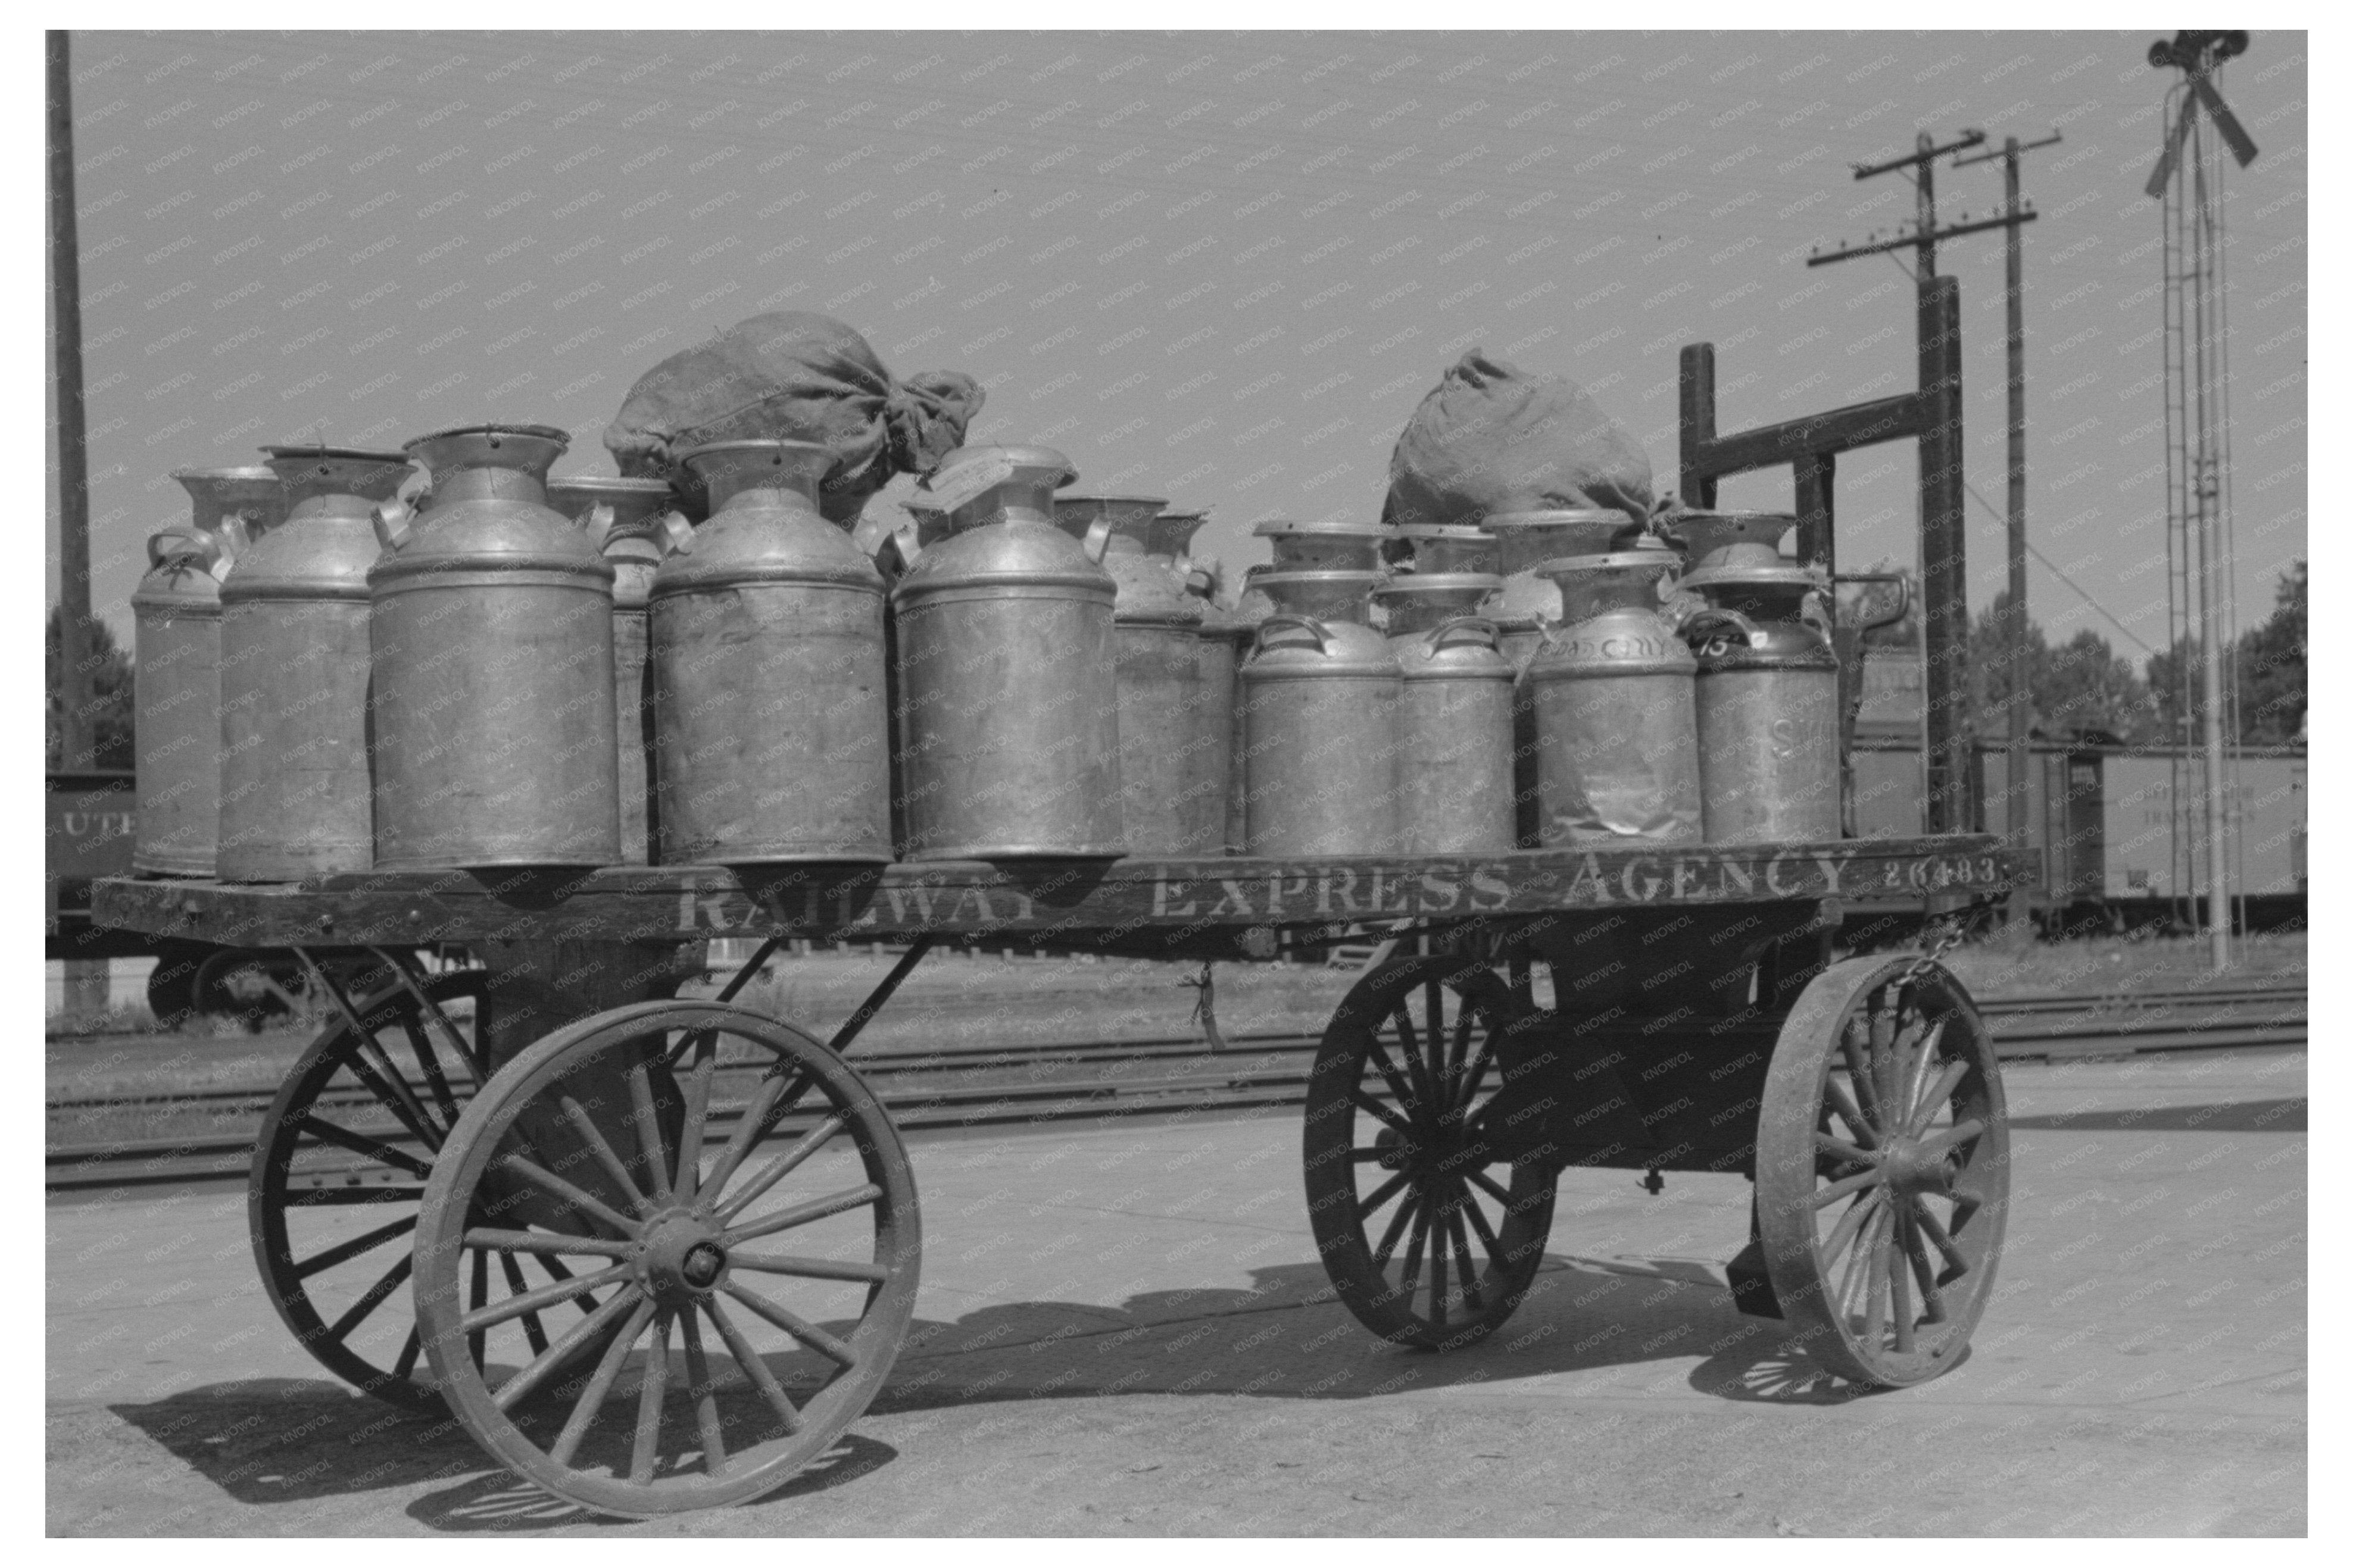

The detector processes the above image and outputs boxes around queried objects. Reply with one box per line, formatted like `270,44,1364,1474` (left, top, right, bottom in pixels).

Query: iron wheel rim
413,1001,920,1517
249,969,490,1413
1757,955,2009,1388
1303,955,1555,1350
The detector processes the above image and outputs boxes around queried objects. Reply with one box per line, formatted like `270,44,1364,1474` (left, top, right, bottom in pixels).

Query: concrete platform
46,1048,2305,1535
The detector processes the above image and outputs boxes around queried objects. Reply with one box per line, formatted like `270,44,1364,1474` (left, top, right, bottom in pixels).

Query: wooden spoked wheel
1757,955,2009,1388
414,1001,920,1517
250,969,489,1413
1303,956,1555,1349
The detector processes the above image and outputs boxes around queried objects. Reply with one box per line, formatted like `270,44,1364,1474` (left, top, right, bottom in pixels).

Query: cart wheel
1756,955,2009,1388
144,940,209,1028
414,1001,920,1517
251,968,490,1413
1303,955,1555,1349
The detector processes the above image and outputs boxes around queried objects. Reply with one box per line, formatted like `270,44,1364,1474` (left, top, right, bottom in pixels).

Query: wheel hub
1875,1136,1954,1195
639,1214,729,1299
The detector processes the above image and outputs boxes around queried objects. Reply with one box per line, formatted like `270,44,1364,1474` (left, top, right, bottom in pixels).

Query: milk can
648,441,891,864
1392,524,1499,577
891,444,1124,860
549,476,678,864
1483,510,1640,846
1175,524,1252,858
133,468,277,877
1526,538,1702,846
1212,561,1275,854
1377,574,1515,855
369,424,619,871
217,446,411,881
1374,572,1515,847
1054,493,1229,857
1253,517,1387,573
1655,508,1789,573
1239,570,1400,857
1669,511,1840,843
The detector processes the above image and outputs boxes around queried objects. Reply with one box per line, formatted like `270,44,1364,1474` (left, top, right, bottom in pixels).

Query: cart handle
1254,612,1332,654
1424,615,1501,652
1833,571,1912,633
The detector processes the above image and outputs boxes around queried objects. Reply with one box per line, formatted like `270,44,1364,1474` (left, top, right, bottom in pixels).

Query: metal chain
1902,908,1968,986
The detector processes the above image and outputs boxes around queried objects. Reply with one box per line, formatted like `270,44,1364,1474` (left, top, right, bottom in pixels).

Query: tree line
1858,558,2306,747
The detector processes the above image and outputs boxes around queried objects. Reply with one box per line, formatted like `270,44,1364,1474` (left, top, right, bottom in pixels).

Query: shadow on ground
92,1253,1848,1529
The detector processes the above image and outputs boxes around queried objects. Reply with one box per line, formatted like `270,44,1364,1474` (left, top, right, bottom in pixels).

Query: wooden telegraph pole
1809,130,2031,837
1955,131,2061,935
48,29,94,773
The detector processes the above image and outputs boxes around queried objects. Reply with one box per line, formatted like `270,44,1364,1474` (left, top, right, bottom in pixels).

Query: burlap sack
1382,349,1652,530
605,311,984,524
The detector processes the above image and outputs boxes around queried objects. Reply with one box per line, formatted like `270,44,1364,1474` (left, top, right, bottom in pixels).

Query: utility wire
1959,476,2157,655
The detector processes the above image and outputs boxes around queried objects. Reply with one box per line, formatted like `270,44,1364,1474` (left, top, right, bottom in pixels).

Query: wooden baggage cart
95,833,2017,1515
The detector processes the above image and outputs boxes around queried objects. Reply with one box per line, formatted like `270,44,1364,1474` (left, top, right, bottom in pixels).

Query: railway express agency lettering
663,847,2006,933
1146,849,2004,917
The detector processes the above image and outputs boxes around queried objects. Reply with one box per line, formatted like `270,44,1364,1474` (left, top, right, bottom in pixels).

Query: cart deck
96,835,2010,952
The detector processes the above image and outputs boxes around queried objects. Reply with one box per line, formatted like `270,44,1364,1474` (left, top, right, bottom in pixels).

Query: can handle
395,463,432,513
648,509,687,558
1833,571,1911,633
579,499,617,545
889,521,923,571
1081,511,1115,564
1424,615,1500,652
1683,605,1762,655
146,526,220,573
1184,563,1218,599
212,513,250,579
369,498,412,554
1253,613,1332,654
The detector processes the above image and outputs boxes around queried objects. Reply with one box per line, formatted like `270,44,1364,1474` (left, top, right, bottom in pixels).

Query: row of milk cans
131,429,1843,879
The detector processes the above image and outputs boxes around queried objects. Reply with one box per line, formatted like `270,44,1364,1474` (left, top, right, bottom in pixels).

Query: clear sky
46,27,2306,661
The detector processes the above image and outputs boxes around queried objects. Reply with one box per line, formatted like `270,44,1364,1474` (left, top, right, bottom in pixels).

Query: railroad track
46,986,2305,1194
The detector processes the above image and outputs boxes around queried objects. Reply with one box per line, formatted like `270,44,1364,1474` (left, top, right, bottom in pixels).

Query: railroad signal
2145,30,2258,199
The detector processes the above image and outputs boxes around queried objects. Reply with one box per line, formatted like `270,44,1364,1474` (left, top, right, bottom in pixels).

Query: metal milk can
1670,511,1841,843
1655,508,1789,573
891,444,1124,860
1170,517,1252,858
1210,557,1274,855
1377,574,1515,856
1053,493,1228,857
133,468,277,877
217,446,411,881
648,441,891,864
1239,570,1400,857
1254,517,1388,573
549,476,679,865
369,424,620,871
1526,539,1702,846
1391,524,1499,577
1481,510,1640,846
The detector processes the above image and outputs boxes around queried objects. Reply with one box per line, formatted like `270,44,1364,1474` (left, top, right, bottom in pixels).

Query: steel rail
46,1004,2304,1195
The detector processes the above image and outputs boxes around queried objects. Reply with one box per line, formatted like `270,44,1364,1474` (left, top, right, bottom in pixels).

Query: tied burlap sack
605,311,984,524
1382,349,1653,530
